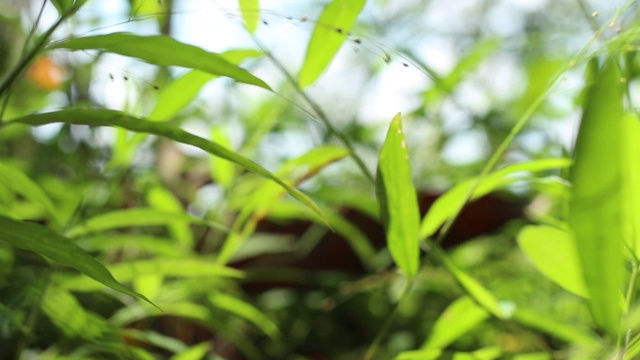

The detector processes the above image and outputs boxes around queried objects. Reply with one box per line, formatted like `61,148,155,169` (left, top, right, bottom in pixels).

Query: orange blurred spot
26,56,64,90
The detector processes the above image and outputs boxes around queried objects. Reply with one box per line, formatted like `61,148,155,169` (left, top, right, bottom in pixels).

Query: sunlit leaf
570,59,624,336
517,225,587,297
209,293,280,340
298,0,366,87
376,113,420,277
422,296,490,350
420,158,571,240
8,109,327,225
0,215,153,305
620,112,640,258
148,49,262,121
210,125,236,190
239,0,260,33
147,186,193,248
48,33,270,89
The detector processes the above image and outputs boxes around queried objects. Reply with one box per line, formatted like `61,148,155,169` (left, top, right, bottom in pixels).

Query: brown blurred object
237,191,527,289
26,55,64,90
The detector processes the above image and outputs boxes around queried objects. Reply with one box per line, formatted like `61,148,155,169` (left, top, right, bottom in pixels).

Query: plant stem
363,278,414,360
0,6,71,120
257,42,375,184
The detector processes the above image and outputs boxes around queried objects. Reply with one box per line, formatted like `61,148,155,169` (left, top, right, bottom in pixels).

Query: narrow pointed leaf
149,49,262,121
8,109,327,225
376,113,420,277
0,215,153,305
209,293,281,340
239,0,260,33
298,0,366,87
48,33,270,90
570,60,624,336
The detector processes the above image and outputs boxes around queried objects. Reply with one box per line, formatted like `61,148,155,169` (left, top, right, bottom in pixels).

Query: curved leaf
376,113,420,277
7,109,327,225
48,32,270,90
0,215,153,306
298,0,367,87
422,296,489,350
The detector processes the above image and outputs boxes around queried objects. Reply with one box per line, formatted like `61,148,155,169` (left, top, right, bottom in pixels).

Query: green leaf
517,225,587,297
429,242,504,318
376,113,420,277
148,49,262,121
620,112,640,258
48,33,270,90
569,59,625,336
239,0,260,33
41,286,108,340
170,342,211,360
0,215,153,305
420,158,571,240
422,296,489,350
50,0,74,14
66,208,224,238
512,307,598,346
0,160,60,226
298,0,367,87
209,293,281,340
209,126,236,190
60,258,243,291
147,186,193,247
8,109,327,225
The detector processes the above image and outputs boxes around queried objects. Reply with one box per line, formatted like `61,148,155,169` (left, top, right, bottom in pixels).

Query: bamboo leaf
517,225,587,298
0,215,154,306
8,109,327,225
239,0,260,33
376,113,420,277
48,33,270,90
209,293,281,340
298,0,366,87
420,158,572,240
422,296,489,350
569,59,625,336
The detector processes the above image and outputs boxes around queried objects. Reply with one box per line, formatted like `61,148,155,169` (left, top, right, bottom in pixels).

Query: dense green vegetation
1,0,640,359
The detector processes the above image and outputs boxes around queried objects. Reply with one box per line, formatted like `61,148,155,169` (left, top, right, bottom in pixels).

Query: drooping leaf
48,33,270,90
209,293,281,340
569,59,625,336
517,225,587,297
0,215,153,305
239,0,260,33
376,113,420,277
170,342,211,360
8,109,327,225
298,0,367,87
422,296,489,350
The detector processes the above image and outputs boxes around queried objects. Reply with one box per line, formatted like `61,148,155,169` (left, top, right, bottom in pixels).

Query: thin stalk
620,258,639,357
0,6,71,117
363,278,414,360
256,41,375,184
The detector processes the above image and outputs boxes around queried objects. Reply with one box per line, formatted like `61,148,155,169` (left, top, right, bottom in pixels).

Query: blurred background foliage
0,0,637,359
